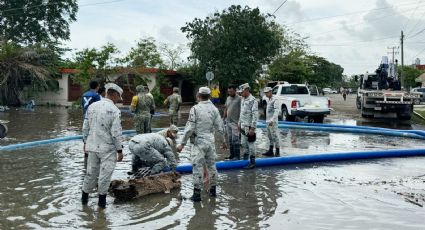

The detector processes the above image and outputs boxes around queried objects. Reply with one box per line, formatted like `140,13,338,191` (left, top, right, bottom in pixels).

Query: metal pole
401,30,404,87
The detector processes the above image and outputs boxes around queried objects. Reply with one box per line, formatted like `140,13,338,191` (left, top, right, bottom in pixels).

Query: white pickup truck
262,83,332,123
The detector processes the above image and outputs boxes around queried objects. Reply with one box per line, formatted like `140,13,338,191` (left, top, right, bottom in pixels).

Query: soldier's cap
105,83,123,100
169,125,179,138
263,87,272,92
136,85,145,93
198,86,211,95
173,87,179,92
239,83,250,91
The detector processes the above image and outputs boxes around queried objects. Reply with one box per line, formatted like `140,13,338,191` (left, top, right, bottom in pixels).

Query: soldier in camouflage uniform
131,85,155,134
81,83,124,208
262,87,281,157
128,132,178,175
164,87,182,125
238,83,258,169
177,87,227,202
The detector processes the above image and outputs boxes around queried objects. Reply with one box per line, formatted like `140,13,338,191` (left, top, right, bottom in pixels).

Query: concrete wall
37,74,72,106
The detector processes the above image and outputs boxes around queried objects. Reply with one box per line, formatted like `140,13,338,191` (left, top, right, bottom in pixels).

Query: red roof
59,67,177,75
416,65,425,70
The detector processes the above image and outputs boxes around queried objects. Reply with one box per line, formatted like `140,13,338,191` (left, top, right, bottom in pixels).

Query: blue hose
175,148,425,173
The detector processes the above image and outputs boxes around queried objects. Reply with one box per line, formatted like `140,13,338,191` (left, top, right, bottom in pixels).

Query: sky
66,0,425,75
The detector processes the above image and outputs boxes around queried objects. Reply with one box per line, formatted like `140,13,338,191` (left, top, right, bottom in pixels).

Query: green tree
267,50,312,83
307,55,344,88
73,43,121,85
181,5,282,86
0,41,61,105
0,0,78,44
400,66,424,88
124,37,163,68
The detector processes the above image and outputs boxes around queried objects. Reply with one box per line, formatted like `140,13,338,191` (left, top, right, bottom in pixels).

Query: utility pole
400,30,404,87
387,46,399,64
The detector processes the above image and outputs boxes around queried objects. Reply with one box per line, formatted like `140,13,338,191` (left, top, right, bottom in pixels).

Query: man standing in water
81,83,124,209
239,83,258,169
131,85,155,134
164,87,182,125
223,85,241,160
177,87,227,202
81,80,101,117
262,87,280,157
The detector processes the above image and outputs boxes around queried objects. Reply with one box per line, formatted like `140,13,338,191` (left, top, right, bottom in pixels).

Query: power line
407,27,425,39
287,1,421,25
402,0,423,32
308,36,399,47
272,0,288,15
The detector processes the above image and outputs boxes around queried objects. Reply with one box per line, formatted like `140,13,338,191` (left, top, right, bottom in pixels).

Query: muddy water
1,107,425,229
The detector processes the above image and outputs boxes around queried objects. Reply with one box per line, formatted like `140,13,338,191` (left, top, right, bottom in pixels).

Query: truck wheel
313,115,324,123
282,106,295,122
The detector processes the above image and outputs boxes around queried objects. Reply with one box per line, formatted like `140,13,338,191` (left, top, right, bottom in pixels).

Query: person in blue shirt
82,80,101,117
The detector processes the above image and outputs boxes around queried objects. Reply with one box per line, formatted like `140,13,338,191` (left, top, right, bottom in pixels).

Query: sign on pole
206,71,214,87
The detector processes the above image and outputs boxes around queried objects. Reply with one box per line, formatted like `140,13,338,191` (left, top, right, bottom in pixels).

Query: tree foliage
0,0,78,44
0,41,61,105
124,37,163,68
400,66,424,89
159,43,185,70
181,5,282,86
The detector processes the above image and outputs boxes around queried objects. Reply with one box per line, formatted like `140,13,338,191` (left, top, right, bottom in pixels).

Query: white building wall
37,74,72,106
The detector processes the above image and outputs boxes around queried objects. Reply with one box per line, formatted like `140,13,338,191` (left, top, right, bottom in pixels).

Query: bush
151,86,164,108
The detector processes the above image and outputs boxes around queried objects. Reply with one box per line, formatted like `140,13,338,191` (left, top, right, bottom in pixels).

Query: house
37,68,195,106
416,73,425,87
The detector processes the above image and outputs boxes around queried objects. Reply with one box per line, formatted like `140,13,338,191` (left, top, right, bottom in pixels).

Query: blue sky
66,0,425,75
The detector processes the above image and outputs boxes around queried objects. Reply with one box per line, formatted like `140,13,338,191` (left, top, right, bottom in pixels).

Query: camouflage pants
241,127,256,158
191,141,217,190
169,110,178,125
134,114,151,134
82,151,116,195
129,141,168,175
266,122,280,148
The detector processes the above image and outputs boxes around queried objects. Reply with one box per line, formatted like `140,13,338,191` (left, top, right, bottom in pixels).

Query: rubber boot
81,191,89,205
243,153,249,160
98,194,107,208
209,186,217,197
275,148,280,157
262,145,274,156
191,188,202,202
245,156,256,169
225,145,235,160
233,145,241,160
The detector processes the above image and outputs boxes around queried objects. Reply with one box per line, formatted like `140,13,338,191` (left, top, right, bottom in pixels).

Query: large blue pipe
175,148,425,173
258,120,425,137
255,123,425,140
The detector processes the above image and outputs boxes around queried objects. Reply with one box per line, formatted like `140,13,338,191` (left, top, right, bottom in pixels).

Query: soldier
164,87,182,125
177,87,227,202
131,85,155,134
223,85,241,160
262,87,281,157
238,83,258,169
81,83,124,209
128,132,178,176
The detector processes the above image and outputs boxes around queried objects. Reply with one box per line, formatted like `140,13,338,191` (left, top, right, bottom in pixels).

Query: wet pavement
1,97,425,229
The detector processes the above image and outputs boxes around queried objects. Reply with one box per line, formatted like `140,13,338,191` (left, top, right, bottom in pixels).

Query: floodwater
1,107,425,229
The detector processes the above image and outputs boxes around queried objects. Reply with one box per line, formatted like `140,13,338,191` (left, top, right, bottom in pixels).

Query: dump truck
356,56,422,120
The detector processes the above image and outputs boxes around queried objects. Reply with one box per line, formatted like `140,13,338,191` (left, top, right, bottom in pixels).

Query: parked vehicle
322,88,337,94
263,82,332,123
411,87,425,102
356,56,422,120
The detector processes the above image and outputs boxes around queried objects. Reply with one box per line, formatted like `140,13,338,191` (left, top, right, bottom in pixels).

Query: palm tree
0,41,59,105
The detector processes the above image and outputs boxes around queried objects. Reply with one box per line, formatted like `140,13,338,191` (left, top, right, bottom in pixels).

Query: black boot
243,153,249,160
262,145,274,156
191,188,202,202
233,145,241,160
245,156,256,169
81,191,89,205
209,186,216,197
225,145,235,160
275,148,280,157
98,194,107,208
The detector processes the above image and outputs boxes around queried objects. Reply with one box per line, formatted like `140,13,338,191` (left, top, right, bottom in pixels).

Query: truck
356,56,422,120
262,82,332,123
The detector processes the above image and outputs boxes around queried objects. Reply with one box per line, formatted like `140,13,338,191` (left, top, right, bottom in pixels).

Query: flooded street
1,95,425,229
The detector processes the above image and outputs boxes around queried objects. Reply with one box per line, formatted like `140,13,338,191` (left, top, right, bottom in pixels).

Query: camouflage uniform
132,85,155,134
239,94,258,159
129,133,177,174
82,98,123,195
265,95,280,148
165,93,182,125
180,100,225,190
